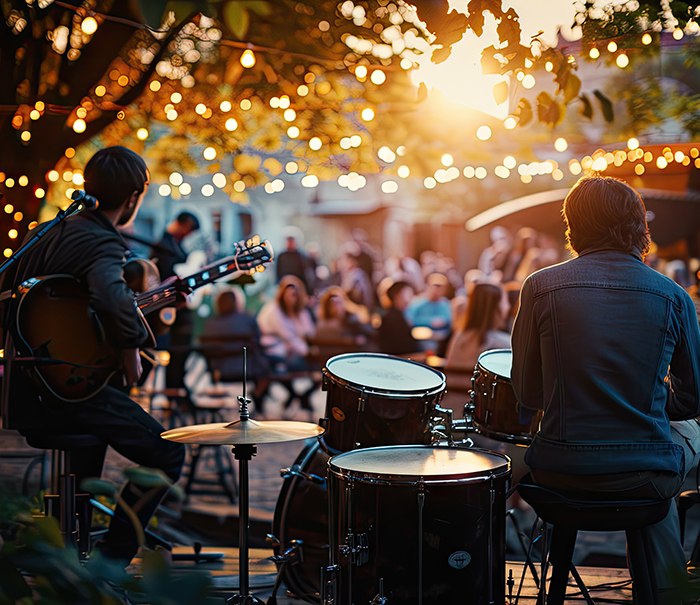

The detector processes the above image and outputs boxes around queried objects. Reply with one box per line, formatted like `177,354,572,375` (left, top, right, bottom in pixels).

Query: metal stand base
226,442,266,605
226,595,266,604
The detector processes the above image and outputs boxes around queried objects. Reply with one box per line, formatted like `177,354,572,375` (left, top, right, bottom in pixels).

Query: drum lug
339,531,369,566
322,374,329,391
370,578,387,604
358,390,367,412
491,380,497,399
280,465,326,485
321,564,340,605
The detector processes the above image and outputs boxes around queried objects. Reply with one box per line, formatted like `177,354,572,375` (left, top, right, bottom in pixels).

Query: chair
24,432,104,559
518,473,671,605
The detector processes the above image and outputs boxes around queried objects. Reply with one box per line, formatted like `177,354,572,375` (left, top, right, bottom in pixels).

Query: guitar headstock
234,236,274,274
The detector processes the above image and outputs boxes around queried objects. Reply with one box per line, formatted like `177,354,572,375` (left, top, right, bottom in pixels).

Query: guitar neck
135,238,272,315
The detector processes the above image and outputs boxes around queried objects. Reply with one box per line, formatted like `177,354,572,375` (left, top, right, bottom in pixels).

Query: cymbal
160,419,325,445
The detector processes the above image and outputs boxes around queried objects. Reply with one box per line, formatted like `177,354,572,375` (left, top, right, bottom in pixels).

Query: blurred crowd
192,223,700,420
195,225,568,419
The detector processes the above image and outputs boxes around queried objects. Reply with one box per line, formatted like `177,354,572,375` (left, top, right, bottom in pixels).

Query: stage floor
129,547,635,603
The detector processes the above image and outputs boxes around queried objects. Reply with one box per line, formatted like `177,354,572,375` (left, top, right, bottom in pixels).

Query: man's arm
511,277,544,410
667,292,700,420
85,239,149,350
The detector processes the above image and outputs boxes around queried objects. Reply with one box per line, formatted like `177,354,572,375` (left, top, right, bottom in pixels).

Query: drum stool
24,432,104,559
518,473,671,605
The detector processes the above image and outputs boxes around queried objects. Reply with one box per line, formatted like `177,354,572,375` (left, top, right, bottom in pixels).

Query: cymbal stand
227,349,265,605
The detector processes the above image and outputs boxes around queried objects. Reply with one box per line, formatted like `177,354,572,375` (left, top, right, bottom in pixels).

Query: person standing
511,177,700,603
275,229,315,296
150,212,199,398
377,280,419,356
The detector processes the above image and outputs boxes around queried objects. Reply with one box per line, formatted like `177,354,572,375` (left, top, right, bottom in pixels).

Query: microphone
71,189,99,210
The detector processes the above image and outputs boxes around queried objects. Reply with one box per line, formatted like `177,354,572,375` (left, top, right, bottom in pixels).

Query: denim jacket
511,249,700,476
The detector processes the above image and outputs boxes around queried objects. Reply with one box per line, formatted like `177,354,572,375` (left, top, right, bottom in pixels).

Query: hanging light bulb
240,49,256,68
81,16,98,35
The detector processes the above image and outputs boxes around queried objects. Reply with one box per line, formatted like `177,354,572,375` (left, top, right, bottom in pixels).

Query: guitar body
13,236,273,403
15,275,121,402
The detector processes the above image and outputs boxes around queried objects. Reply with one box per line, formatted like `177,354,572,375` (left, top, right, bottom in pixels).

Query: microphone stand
0,195,94,280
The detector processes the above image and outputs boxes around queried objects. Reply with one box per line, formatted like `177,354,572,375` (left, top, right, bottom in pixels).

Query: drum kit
162,349,542,605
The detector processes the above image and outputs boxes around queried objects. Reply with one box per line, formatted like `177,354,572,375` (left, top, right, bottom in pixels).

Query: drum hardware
320,564,340,605
339,531,369,566
429,405,475,446
161,348,325,605
370,579,387,605
266,535,305,605
280,466,326,485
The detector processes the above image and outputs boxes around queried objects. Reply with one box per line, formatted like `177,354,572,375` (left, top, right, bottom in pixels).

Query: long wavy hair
276,275,307,318
456,282,504,345
563,177,651,257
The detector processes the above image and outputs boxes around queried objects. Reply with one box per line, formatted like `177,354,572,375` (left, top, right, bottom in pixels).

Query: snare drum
471,349,542,444
326,445,511,605
321,353,445,454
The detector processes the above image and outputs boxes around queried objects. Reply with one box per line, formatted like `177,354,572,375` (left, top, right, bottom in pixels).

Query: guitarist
2,146,185,564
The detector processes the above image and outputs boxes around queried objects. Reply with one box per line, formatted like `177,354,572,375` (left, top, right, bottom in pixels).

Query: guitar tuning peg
246,238,253,248
252,235,260,246
256,265,265,273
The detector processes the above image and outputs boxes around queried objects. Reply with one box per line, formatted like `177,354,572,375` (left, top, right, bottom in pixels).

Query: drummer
511,176,700,603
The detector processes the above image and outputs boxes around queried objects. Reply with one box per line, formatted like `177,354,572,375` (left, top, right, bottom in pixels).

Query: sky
412,1,580,117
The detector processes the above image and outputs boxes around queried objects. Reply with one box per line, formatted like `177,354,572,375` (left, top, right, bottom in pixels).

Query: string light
673,28,683,40
628,137,639,150
158,184,171,196
554,138,568,152
361,108,375,121
203,146,216,160
476,126,492,141
240,49,256,68
226,118,238,131
81,16,98,35
642,33,652,45
355,65,368,79
72,119,86,133
504,117,517,129
616,54,629,68
136,128,148,140
370,70,386,85
607,41,618,52
589,48,600,59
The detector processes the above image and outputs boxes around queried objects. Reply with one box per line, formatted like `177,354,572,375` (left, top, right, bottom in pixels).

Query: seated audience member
340,251,374,310
445,282,510,372
200,289,270,412
406,272,453,350
257,275,316,413
378,280,420,355
316,286,371,343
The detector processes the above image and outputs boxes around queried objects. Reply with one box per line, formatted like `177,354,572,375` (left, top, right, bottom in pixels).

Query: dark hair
176,211,200,231
386,280,412,304
563,177,650,257
459,282,503,345
83,146,149,210
216,290,238,316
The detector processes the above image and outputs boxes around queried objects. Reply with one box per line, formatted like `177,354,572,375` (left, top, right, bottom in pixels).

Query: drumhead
326,353,444,395
329,445,509,483
478,349,512,379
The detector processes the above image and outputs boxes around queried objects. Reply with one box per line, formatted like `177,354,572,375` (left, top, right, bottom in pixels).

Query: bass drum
272,439,329,603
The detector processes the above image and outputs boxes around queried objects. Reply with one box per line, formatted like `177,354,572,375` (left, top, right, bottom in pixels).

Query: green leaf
247,1,271,17
32,516,65,548
81,478,117,498
594,89,614,122
579,93,593,119
492,81,509,105
0,561,32,601
223,2,250,40
123,467,173,489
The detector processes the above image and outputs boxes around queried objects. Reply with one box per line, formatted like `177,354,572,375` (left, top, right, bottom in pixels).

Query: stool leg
547,526,578,605
626,528,656,605
538,522,549,605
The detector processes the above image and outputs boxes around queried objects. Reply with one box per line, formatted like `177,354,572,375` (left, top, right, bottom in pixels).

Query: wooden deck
129,547,634,603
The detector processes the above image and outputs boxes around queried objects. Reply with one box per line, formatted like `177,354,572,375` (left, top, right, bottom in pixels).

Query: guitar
14,236,273,402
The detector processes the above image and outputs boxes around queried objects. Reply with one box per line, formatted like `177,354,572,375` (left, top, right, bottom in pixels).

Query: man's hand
122,348,143,386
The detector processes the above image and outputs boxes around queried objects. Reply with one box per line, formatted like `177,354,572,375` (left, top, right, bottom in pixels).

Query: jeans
23,385,185,563
531,419,700,600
